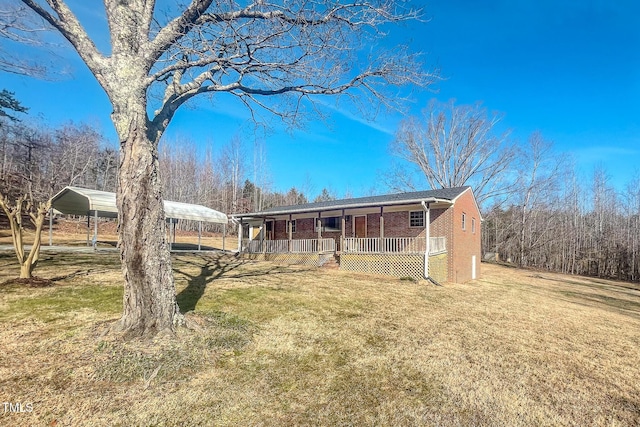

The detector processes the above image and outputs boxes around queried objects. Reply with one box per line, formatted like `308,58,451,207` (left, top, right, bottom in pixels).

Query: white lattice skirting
242,253,322,266
340,254,425,280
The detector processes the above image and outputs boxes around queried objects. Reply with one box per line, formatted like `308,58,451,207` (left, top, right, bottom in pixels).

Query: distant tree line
482,167,640,282
0,118,116,200
0,115,319,234
391,99,640,283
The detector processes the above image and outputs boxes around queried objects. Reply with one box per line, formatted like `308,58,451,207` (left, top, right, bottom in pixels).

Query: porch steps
321,255,340,269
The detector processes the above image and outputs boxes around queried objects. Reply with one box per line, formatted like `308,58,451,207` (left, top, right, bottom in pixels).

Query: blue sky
3,0,639,199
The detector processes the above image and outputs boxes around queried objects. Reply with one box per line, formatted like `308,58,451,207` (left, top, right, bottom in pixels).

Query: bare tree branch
19,0,107,78
390,99,516,207
13,0,435,338
0,3,50,76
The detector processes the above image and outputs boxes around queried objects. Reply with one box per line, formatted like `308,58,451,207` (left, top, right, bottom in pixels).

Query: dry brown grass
0,252,639,426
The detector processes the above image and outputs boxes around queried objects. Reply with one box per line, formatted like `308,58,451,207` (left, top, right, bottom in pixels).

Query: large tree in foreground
17,0,432,337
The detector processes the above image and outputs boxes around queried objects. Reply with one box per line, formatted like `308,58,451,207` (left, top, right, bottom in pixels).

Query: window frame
462,212,466,231
409,210,425,228
316,216,341,232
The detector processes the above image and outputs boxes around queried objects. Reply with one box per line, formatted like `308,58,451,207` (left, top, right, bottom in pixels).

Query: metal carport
50,186,229,251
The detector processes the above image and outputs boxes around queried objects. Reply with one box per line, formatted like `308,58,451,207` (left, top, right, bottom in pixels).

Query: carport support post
223,223,226,251
93,210,98,250
172,220,177,249
86,212,90,246
198,221,202,251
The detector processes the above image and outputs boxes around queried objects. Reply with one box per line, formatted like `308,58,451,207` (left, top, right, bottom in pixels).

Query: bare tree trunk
0,193,51,279
113,113,181,337
17,0,436,339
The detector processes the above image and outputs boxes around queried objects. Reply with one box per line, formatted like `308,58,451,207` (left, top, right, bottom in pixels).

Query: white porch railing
343,237,446,255
429,236,447,254
243,237,444,255
243,238,336,254
290,238,335,253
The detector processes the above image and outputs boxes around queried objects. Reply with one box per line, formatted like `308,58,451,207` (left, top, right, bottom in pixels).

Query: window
316,216,341,232
409,210,425,227
462,213,466,231
287,220,297,233
472,217,476,234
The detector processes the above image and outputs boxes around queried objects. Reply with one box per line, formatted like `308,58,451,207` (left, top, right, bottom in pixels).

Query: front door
265,220,274,240
354,215,366,238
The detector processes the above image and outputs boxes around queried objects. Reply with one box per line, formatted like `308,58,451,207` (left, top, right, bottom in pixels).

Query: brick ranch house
232,186,481,283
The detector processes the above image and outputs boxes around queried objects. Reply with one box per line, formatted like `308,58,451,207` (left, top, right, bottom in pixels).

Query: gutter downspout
421,200,442,286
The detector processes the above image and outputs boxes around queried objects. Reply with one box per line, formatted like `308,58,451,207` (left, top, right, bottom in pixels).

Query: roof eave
233,197,453,219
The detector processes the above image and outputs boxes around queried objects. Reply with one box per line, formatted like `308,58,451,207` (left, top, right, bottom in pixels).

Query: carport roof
51,186,228,224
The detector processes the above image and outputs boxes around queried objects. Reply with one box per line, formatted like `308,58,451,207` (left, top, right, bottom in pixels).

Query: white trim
451,187,483,222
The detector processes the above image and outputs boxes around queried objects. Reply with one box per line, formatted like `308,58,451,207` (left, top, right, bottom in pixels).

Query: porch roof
234,187,469,219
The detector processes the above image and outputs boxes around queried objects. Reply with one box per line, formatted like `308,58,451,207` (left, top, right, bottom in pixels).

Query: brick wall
380,211,428,238
450,189,482,283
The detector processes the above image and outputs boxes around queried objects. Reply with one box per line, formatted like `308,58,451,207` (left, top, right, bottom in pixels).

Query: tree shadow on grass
175,254,312,314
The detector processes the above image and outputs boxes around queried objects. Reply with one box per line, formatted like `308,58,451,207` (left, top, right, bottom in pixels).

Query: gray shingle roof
235,186,470,217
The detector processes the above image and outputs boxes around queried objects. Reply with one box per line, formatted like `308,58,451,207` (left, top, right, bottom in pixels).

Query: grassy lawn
0,251,639,426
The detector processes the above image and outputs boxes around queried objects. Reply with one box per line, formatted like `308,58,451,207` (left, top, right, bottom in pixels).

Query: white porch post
380,206,384,253
48,207,53,246
340,209,345,253
317,212,322,253
261,218,266,254
237,218,243,253
422,202,431,279
288,214,293,252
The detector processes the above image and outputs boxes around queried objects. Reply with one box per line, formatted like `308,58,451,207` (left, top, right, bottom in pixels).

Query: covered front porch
240,236,447,256
232,191,456,281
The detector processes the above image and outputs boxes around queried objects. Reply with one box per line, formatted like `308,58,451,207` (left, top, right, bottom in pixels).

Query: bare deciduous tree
49,123,102,189
0,192,51,279
18,0,433,337
513,132,565,267
0,2,50,76
390,99,516,207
